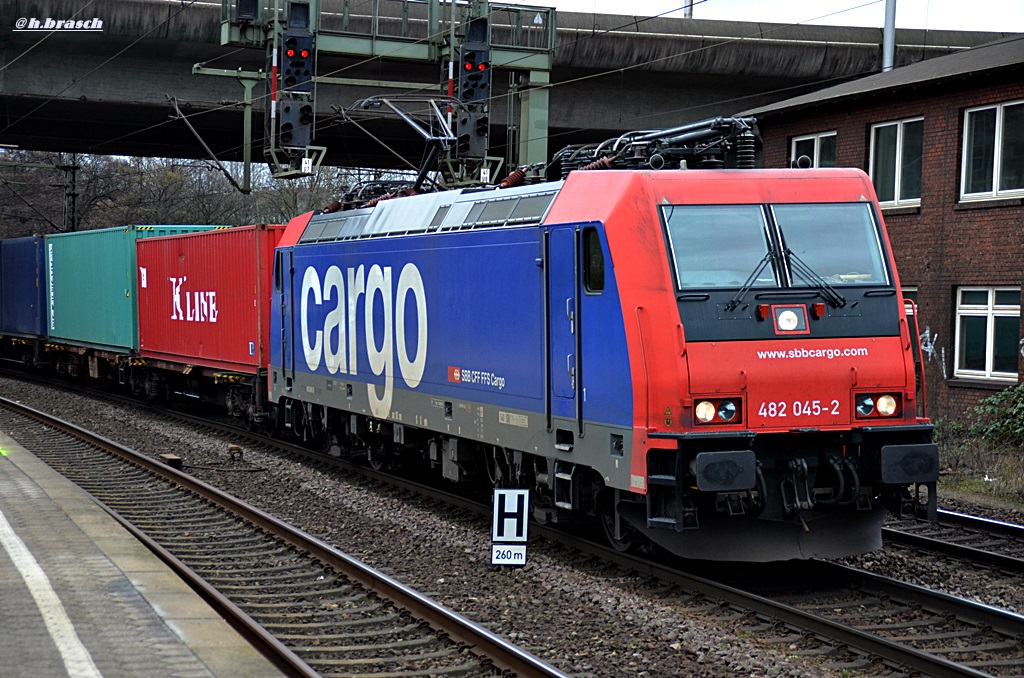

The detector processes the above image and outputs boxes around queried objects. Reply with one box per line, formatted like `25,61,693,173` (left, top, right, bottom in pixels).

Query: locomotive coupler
781,458,814,516
815,455,846,506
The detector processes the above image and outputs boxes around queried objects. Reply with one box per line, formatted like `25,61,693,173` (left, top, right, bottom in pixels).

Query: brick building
740,35,1024,423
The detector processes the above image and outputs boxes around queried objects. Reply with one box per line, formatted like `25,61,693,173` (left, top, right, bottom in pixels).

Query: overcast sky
544,0,1024,33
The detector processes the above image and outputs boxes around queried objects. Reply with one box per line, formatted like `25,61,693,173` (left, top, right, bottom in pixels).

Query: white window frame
790,132,836,168
960,99,1024,201
870,117,923,207
954,286,1020,381
902,286,918,317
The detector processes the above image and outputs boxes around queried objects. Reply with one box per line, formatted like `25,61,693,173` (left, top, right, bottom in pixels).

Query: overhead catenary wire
0,0,202,139
0,0,99,75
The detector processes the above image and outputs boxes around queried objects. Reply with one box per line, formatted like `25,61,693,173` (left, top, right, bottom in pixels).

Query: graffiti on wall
919,326,948,380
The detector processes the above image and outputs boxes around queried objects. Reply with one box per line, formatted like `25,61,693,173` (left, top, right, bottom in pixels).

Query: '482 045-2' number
758,399,840,418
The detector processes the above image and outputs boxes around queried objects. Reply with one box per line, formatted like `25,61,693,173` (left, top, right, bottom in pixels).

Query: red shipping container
136,224,285,374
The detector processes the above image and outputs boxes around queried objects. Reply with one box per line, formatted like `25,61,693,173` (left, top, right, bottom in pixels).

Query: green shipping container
46,225,220,352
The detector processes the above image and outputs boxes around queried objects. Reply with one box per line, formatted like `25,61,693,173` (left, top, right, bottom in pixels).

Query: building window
791,132,836,168
903,287,918,316
870,118,923,206
903,286,920,356
961,99,1024,200
954,287,1020,381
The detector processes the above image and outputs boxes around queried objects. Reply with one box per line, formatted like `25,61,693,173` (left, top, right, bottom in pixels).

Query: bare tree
0,151,360,235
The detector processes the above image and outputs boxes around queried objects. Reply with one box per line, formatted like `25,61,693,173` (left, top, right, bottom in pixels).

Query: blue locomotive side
275,226,547,416
270,197,635,492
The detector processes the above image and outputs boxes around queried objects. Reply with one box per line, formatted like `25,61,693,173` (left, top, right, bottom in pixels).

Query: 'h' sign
491,489,529,566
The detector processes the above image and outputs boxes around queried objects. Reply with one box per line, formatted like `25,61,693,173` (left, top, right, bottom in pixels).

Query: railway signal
281,29,314,93
458,43,490,104
455,109,489,159
278,100,313,148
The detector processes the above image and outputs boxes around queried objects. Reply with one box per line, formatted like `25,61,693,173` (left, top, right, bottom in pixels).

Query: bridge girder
0,0,1010,168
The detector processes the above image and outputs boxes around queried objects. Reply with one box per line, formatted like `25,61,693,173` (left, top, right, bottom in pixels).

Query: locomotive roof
298,181,565,244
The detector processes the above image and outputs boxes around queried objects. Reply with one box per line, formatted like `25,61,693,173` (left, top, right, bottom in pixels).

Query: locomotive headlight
856,395,875,417
695,401,717,423
876,395,897,416
777,309,800,331
717,400,738,422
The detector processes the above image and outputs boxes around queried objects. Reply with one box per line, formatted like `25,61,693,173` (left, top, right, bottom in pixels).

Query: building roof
739,33,1024,118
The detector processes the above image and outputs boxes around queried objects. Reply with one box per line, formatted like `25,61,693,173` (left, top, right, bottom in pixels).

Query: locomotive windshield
663,205,777,288
663,202,889,290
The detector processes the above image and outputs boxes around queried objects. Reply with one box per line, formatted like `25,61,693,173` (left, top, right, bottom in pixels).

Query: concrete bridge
0,0,1010,169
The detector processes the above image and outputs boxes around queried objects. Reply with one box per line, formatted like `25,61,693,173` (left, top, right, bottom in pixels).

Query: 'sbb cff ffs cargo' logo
300,263,427,419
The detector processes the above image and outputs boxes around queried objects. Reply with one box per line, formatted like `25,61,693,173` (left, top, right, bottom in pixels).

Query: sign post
491,489,529,566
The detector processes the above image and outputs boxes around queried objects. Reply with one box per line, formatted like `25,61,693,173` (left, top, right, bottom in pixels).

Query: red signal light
464,61,474,71
286,48,296,57
300,48,310,58
477,63,487,71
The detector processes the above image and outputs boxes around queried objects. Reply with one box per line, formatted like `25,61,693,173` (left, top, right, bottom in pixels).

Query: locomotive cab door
547,225,583,439
276,248,295,391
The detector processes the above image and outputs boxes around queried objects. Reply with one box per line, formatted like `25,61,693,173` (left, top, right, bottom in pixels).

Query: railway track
529,524,1024,677
722,559,1024,676
884,511,1024,573
0,395,569,678
7,373,1024,676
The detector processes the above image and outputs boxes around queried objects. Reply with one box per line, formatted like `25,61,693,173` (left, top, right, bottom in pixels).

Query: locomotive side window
510,192,557,223
298,219,330,243
583,227,604,293
662,205,776,289
772,203,889,286
274,251,283,292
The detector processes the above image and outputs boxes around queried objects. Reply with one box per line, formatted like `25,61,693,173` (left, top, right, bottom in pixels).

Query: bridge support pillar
518,70,549,167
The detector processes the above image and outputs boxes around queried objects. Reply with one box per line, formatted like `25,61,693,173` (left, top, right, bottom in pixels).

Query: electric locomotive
269,119,938,562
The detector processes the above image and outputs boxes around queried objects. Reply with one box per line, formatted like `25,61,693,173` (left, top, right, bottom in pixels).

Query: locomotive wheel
599,490,639,553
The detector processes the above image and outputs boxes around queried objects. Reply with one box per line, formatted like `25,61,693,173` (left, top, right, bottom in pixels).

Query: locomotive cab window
583,227,604,293
772,203,889,286
662,205,775,289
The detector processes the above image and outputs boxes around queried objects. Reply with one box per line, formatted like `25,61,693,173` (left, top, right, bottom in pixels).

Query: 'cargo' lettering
300,262,427,419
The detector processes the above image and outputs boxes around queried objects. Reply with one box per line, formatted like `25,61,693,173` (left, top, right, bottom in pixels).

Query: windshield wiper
726,251,773,311
786,249,846,308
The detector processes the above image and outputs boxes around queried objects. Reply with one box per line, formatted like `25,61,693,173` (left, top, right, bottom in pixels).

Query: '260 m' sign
299,263,427,419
